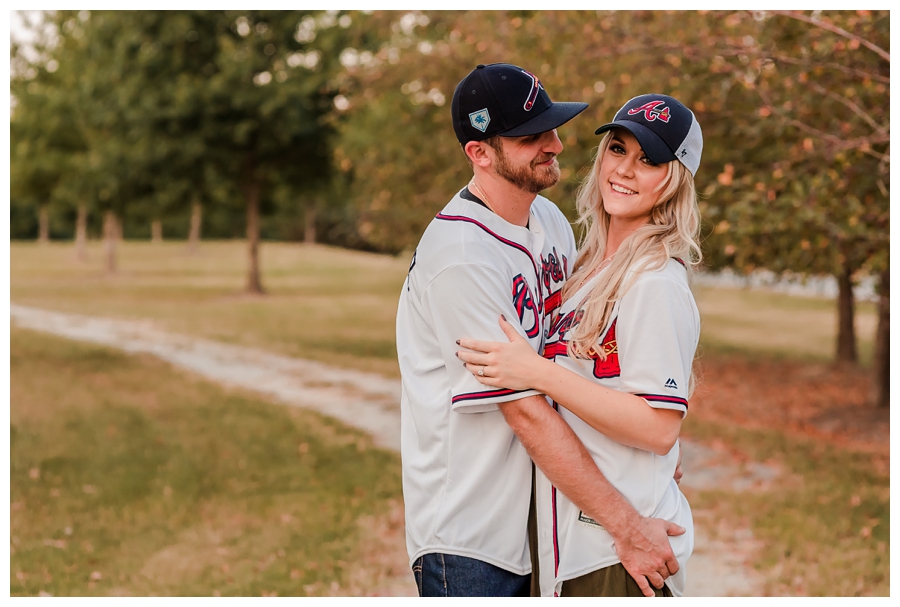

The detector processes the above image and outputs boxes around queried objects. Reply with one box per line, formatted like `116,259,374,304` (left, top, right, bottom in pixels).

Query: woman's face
598,128,669,229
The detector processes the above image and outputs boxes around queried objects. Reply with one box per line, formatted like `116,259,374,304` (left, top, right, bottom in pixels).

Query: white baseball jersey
535,257,699,596
397,188,576,574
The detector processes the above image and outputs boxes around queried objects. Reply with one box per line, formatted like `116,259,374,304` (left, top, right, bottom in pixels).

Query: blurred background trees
10,10,889,402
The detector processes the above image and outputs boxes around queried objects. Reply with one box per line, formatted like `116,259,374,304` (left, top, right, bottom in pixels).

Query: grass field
10,327,403,597
9,241,409,377
9,239,888,596
9,240,878,374
681,417,889,596
693,285,877,367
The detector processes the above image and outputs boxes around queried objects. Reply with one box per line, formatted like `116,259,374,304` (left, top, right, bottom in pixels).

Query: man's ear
464,140,493,168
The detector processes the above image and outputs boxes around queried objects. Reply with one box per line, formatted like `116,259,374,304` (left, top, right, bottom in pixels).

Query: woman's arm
457,316,682,456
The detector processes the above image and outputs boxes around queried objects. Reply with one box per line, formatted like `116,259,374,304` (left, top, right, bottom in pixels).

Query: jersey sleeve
421,262,543,413
614,272,700,416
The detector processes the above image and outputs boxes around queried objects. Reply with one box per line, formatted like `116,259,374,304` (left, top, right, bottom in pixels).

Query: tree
695,11,888,399
11,15,89,253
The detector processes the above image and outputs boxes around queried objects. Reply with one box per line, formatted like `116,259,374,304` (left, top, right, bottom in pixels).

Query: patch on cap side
469,108,490,132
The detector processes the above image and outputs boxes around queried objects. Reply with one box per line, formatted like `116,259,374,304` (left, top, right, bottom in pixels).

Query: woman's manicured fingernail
501,314,507,321
456,340,460,345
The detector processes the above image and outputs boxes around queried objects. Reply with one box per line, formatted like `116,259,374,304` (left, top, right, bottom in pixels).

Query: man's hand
613,516,685,597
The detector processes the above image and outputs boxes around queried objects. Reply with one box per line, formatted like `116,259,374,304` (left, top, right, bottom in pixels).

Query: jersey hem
409,546,532,576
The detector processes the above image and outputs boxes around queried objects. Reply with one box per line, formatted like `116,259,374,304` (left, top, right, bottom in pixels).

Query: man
396,63,683,597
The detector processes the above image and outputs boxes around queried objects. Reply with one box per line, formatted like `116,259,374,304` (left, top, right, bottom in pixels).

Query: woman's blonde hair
563,130,702,365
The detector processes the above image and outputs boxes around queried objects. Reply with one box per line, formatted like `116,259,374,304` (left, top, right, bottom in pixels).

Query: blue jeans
412,553,530,597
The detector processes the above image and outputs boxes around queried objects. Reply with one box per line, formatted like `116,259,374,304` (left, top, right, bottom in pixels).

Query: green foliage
11,10,889,286
334,9,888,276
10,10,368,241
696,11,889,279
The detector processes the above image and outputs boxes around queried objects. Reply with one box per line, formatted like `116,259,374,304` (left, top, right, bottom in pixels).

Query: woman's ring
478,365,485,377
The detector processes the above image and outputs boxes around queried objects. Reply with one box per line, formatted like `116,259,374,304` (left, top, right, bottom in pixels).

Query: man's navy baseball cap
594,94,703,176
452,63,588,144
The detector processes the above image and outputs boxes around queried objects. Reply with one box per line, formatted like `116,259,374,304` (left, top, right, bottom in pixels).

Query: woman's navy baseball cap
595,94,703,176
452,63,588,144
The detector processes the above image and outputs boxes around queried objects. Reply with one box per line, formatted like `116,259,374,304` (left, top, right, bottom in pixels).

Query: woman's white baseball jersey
535,257,699,596
397,188,576,574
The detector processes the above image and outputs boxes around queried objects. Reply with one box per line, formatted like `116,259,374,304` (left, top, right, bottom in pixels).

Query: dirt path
10,303,772,596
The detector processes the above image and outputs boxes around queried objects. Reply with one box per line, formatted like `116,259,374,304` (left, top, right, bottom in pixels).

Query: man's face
491,129,563,194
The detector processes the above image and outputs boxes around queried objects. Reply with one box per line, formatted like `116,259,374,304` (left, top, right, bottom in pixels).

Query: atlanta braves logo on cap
628,100,671,123
451,63,588,143
469,108,491,132
595,93,702,176
520,69,541,111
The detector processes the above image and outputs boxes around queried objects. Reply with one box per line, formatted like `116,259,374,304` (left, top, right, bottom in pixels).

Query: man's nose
543,129,564,154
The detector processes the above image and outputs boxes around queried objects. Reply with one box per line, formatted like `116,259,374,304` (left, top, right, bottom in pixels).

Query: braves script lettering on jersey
534,258,699,596
397,188,576,574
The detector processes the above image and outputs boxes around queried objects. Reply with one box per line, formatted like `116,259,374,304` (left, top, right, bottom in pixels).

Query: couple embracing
397,62,703,597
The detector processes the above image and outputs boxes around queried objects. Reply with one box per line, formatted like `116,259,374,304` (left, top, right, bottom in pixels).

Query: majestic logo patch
469,108,491,132
519,69,542,111
665,378,678,389
628,100,671,123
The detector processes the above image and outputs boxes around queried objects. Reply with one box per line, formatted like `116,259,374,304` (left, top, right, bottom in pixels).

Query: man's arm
498,394,684,597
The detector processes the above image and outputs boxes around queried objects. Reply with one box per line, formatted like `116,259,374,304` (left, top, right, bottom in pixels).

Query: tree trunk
835,262,858,364
245,179,264,294
38,205,50,244
75,204,88,262
871,268,889,407
188,201,202,254
103,210,118,274
151,219,163,243
304,205,316,244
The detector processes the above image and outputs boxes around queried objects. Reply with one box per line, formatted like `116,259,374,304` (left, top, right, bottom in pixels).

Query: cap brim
499,102,589,138
594,121,675,165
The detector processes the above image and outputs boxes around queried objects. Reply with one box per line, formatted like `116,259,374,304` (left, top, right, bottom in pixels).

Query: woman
457,94,703,597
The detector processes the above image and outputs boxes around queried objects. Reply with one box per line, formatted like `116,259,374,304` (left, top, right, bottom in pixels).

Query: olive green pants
561,563,673,597
528,467,672,597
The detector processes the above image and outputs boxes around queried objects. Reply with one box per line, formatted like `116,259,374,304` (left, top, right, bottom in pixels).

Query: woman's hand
457,315,549,391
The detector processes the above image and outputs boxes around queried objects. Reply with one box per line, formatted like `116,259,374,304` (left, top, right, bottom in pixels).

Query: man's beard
493,148,561,194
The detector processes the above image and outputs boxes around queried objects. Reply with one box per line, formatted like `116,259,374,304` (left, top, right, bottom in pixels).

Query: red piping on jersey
551,399,561,582
636,393,689,409
435,212,544,310
451,387,531,404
